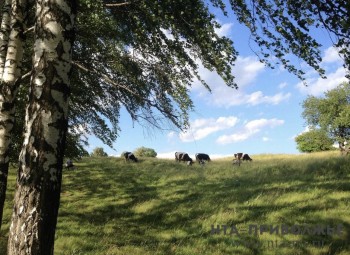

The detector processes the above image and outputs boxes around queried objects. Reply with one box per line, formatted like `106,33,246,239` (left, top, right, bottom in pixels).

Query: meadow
0,151,349,254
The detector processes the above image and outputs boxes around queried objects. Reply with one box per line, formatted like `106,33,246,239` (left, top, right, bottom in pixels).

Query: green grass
1,151,350,254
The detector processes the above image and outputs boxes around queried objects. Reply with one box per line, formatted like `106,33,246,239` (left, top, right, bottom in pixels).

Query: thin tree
0,0,31,230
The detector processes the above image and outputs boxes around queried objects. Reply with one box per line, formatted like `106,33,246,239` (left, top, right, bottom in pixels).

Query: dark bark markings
8,0,76,254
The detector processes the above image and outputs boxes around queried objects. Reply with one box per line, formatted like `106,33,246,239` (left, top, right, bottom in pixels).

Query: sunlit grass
0,152,349,254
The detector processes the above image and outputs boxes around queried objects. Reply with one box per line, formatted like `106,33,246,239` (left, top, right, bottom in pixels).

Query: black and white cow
233,153,243,166
242,154,253,161
124,152,138,162
175,152,193,165
195,153,211,164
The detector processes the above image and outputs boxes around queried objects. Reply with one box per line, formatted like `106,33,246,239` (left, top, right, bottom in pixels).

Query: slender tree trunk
0,0,28,230
7,0,76,254
0,0,11,229
0,0,11,76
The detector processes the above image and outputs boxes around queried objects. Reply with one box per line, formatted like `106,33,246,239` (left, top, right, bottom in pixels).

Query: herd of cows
123,151,253,165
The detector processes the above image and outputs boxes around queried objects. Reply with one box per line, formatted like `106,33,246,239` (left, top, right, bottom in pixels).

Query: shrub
295,129,335,153
134,146,157,158
91,147,108,157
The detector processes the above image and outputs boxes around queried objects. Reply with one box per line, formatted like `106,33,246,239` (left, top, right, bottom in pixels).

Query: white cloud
296,66,348,96
156,151,233,159
157,151,177,159
215,22,234,37
192,56,291,107
167,131,175,139
291,126,311,140
179,116,239,142
323,47,343,64
295,46,349,96
216,118,284,144
234,56,266,87
262,137,270,142
245,91,291,106
278,82,287,89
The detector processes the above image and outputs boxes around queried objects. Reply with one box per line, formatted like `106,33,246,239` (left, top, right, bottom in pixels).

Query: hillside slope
1,152,349,254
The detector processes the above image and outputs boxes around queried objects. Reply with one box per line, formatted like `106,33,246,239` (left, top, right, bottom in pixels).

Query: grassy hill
1,152,350,254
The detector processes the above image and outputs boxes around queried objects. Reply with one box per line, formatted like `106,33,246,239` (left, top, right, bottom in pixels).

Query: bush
134,146,157,158
91,147,108,157
295,129,335,153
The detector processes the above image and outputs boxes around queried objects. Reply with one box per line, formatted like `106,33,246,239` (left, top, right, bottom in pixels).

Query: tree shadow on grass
53,156,350,254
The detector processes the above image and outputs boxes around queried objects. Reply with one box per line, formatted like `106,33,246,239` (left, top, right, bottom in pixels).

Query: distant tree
91,147,108,157
295,129,335,153
134,146,157,158
301,82,350,151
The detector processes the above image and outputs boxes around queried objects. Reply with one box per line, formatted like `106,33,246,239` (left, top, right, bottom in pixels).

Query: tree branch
24,26,34,35
104,2,130,7
71,61,179,123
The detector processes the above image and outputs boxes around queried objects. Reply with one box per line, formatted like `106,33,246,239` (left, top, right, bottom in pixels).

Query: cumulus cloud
167,131,176,139
157,151,232,159
291,126,311,140
296,67,348,96
234,56,266,86
215,22,234,37
295,46,349,96
278,82,287,89
245,91,291,105
262,137,270,142
216,118,284,144
323,47,343,64
179,116,239,142
192,56,291,107
157,151,177,159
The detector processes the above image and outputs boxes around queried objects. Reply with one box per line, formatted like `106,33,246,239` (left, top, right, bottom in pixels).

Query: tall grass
1,152,349,254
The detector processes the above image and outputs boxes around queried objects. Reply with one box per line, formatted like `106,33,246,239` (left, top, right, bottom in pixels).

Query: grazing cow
340,144,350,156
124,152,138,162
232,153,243,166
242,153,253,161
195,153,211,164
175,152,193,165
65,159,75,170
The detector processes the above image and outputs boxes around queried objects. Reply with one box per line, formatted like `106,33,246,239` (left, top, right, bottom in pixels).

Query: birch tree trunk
0,0,29,229
7,0,76,254
0,0,11,76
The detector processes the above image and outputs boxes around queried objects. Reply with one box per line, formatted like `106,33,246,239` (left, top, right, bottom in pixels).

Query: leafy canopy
134,147,157,158
3,0,350,155
295,129,335,153
227,0,350,81
301,82,350,147
91,147,108,157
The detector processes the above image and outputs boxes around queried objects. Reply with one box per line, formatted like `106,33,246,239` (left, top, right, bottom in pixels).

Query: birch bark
7,0,76,254
0,0,29,229
0,0,11,76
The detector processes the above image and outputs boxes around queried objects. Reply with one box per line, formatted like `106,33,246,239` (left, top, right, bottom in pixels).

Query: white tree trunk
0,0,28,230
7,0,76,253
0,0,11,77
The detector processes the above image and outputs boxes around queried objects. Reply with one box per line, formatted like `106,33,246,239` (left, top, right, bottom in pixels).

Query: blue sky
86,7,348,159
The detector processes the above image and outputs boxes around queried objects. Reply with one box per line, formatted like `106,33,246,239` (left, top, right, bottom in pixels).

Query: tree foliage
91,147,108,157
134,146,157,158
295,129,335,153
301,82,350,148
2,0,350,159
227,0,350,81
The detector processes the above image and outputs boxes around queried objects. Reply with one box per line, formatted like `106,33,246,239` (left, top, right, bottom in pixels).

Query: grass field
1,151,350,254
